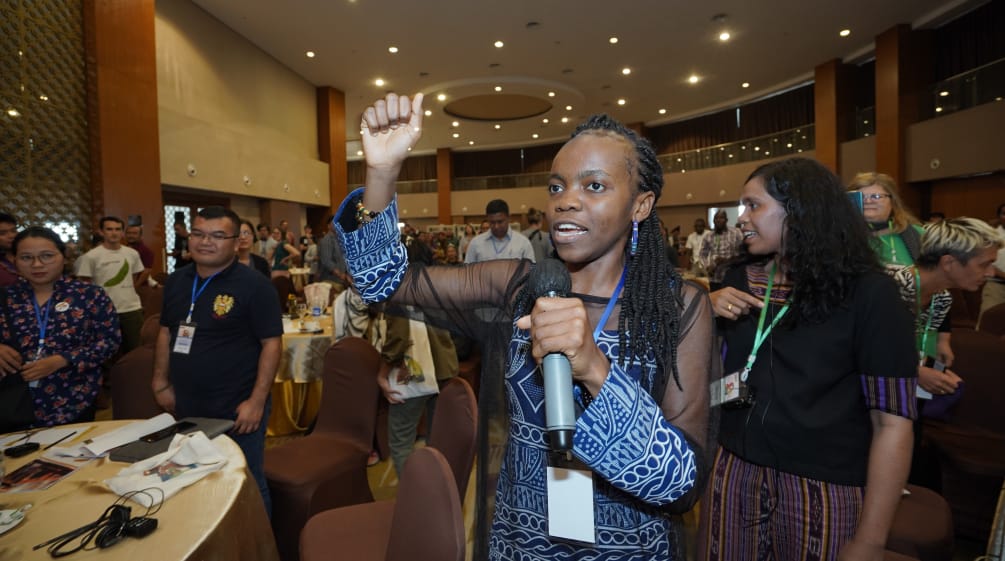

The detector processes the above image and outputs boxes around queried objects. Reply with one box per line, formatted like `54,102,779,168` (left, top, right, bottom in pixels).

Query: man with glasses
0,212,18,286
152,206,283,515
76,216,147,356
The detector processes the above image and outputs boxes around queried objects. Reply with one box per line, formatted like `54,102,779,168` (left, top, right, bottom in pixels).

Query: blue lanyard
187,272,220,323
591,264,628,343
32,294,53,360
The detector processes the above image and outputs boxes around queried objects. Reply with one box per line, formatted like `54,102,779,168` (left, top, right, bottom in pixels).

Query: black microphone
528,258,575,452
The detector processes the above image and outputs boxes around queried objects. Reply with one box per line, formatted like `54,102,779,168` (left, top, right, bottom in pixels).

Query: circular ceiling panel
444,94,552,121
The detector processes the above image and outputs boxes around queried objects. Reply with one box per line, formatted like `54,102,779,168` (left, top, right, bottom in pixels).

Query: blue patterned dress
1,276,120,426
336,190,709,560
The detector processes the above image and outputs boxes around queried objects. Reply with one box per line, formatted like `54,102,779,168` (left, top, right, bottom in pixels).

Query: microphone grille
528,258,571,299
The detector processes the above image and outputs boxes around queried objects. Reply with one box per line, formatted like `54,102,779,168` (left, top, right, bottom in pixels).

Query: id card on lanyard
173,272,219,355
545,264,626,544
710,263,789,408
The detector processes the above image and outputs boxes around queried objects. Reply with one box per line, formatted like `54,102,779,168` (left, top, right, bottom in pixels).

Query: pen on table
43,431,77,450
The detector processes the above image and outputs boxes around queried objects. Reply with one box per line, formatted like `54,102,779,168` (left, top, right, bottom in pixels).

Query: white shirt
685,231,709,262
464,229,535,263
75,245,144,313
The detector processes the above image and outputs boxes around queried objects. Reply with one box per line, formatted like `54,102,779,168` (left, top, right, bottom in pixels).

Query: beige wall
906,101,1005,182
155,0,329,206
839,136,877,184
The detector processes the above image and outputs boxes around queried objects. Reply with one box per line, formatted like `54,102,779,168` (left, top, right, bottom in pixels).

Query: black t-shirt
717,265,916,486
160,260,283,418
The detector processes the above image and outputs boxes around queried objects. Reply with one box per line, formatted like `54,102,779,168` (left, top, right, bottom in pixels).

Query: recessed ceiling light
609,37,618,44
469,140,475,145
7,108,19,117
741,82,750,88
935,107,943,113
565,105,572,111
494,124,501,130
356,150,363,156
561,117,569,123
719,31,731,41
939,91,949,97
622,67,631,75
452,132,460,138
38,94,48,101
494,86,502,92
688,75,700,84
305,51,315,58
658,108,667,115
617,98,626,106
451,121,459,127
388,46,398,54
839,29,851,37
542,118,549,124
494,40,504,48
437,94,446,101
532,133,540,139
424,110,432,116
548,91,556,97
375,78,385,87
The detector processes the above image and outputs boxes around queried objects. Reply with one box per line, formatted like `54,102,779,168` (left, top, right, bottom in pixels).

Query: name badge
709,371,755,409
173,323,197,355
546,466,596,544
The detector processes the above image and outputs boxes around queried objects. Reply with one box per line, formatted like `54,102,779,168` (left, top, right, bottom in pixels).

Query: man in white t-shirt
684,218,709,275
76,216,146,354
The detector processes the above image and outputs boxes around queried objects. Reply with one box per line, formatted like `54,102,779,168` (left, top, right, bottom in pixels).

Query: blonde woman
848,172,924,268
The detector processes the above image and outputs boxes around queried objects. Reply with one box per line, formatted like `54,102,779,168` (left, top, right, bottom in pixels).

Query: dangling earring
630,220,639,256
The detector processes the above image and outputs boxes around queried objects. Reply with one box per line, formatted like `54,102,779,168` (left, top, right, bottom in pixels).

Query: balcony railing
927,57,1005,119
381,125,817,192
656,125,815,173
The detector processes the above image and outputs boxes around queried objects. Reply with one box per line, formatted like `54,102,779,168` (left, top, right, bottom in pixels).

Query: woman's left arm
838,410,912,561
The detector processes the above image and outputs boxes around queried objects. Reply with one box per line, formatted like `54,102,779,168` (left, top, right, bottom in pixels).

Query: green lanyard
913,267,936,361
883,220,900,263
741,263,790,382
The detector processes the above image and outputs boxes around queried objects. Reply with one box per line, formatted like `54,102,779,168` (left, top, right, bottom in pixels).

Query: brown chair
108,346,165,420
948,288,982,329
978,302,1005,336
273,275,295,310
886,484,954,561
135,283,163,321
300,447,464,561
139,313,161,348
265,337,382,561
428,377,478,498
923,328,1005,542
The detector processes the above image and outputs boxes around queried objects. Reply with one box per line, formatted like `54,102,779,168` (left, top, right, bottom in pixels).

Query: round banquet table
0,421,278,561
267,315,333,436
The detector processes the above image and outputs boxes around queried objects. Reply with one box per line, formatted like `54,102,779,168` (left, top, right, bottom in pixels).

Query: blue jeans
229,399,272,517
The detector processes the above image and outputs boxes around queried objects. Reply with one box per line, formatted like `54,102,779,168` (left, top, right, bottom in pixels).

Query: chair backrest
979,302,1005,337
273,276,295,310
948,328,1005,432
135,283,163,321
428,377,478,498
140,314,161,348
385,447,464,561
315,337,381,450
109,346,164,420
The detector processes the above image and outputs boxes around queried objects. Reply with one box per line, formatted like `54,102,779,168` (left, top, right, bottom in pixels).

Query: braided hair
516,115,684,393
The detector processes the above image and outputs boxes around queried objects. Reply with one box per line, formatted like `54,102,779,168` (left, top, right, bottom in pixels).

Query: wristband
154,384,172,394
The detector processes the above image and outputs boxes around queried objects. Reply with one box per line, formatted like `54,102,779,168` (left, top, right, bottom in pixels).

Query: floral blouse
1,277,120,426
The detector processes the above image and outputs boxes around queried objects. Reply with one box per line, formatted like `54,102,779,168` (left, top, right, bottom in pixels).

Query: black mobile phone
139,421,198,443
847,191,864,213
4,442,41,457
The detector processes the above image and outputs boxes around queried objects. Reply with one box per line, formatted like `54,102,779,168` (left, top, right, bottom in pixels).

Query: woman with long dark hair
701,158,917,561
336,93,714,559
